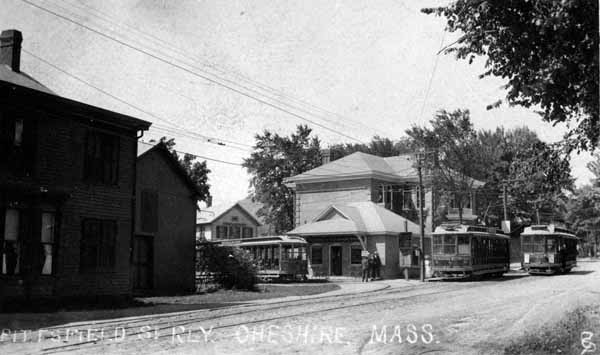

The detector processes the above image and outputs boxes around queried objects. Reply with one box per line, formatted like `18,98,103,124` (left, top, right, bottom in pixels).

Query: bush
196,243,258,291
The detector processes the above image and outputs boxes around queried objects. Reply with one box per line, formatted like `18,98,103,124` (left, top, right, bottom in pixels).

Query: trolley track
35,282,495,354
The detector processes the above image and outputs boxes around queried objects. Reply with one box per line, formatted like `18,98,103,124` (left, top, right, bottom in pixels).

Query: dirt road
2,260,599,355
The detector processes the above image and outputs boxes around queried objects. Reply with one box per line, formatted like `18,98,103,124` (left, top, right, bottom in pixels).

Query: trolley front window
433,234,460,254
522,235,548,253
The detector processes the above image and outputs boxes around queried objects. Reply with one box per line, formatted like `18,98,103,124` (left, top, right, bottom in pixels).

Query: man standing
373,251,382,280
361,255,370,282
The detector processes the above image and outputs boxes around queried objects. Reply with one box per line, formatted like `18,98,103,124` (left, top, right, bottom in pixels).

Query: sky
2,0,595,208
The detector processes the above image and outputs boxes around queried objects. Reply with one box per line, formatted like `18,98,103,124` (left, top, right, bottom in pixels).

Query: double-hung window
84,131,119,184
40,212,56,275
2,209,20,275
80,219,117,271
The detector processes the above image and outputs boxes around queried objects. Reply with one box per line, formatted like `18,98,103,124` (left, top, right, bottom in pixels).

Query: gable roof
196,201,262,226
287,201,420,236
137,142,202,197
0,65,54,94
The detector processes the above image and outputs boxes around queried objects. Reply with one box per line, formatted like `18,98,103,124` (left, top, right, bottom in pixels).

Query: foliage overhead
422,0,599,152
243,125,321,233
154,137,211,202
406,109,483,224
329,136,413,159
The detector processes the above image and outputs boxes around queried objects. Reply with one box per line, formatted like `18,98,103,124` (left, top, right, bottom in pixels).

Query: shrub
196,243,258,291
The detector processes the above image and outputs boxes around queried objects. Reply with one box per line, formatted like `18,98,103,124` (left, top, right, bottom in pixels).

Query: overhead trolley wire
138,140,244,166
22,0,367,144
23,49,251,152
57,0,389,138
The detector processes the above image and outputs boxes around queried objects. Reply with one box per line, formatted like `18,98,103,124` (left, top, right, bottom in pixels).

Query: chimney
0,29,23,73
321,148,331,165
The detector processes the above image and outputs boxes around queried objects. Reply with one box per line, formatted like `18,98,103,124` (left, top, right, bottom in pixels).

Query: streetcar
223,236,308,281
431,224,510,279
521,224,579,275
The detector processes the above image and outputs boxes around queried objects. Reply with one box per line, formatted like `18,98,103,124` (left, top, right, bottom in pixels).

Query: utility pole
417,153,425,282
502,184,508,221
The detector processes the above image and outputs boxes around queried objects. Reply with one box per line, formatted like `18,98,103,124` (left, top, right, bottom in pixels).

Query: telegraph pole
502,184,508,221
417,153,425,282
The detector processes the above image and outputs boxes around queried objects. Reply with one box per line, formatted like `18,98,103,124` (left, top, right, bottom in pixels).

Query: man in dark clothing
373,252,382,279
367,253,375,281
361,255,370,282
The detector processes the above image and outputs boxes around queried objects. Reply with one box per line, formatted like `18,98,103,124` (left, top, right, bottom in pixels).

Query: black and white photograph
0,1,599,354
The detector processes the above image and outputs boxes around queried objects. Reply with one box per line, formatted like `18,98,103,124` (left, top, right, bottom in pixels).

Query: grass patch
504,304,600,355
145,283,341,305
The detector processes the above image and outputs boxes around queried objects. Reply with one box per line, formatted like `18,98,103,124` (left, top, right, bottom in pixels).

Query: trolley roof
521,225,578,238
433,224,507,238
221,236,308,247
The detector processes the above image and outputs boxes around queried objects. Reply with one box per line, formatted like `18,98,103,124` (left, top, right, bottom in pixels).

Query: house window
350,245,362,264
2,209,20,275
40,212,56,275
230,225,241,239
80,219,117,271
13,119,24,147
242,227,253,239
141,189,158,233
216,225,228,239
231,216,239,222
402,189,413,210
311,246,323,264
84,130,119,184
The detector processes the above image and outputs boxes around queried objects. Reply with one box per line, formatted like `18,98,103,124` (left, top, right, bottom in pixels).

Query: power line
139,140,244,166
57,0,389,138
23,49,251,152
21,0,367,144
418,30,446,121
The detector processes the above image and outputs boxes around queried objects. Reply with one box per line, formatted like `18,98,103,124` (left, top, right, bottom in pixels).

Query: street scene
1,0,599,354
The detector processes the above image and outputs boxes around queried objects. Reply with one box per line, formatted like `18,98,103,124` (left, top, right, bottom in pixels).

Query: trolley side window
546,237,557,253
457,235,470,255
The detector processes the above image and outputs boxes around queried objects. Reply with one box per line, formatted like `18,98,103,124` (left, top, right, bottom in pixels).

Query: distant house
285,151,484,278
237,197,275,236
0,29,151,301
196,201,262,241
135,143,199,295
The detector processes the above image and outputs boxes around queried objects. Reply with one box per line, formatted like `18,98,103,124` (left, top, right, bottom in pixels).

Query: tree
423,0,599,152
243,125,321,233
330,136,413,159
406,109,483,224
507,141,574,223
152,137,211,202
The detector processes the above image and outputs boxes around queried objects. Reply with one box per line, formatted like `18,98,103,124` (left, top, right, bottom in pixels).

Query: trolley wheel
564,268,572,274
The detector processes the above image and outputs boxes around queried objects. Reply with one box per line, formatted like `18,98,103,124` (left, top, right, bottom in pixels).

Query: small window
351,245,362,264
2,209,20,275
231,216,239,222
80,219,117,271
216,225,228,239
84,131,119,184
457,235,470,254
40,212,55,275
311,246,323,264
242,227,253,238
14,119,23,147
230,225,241,239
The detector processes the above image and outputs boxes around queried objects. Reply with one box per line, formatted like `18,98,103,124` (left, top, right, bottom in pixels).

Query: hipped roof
287,201,420,236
